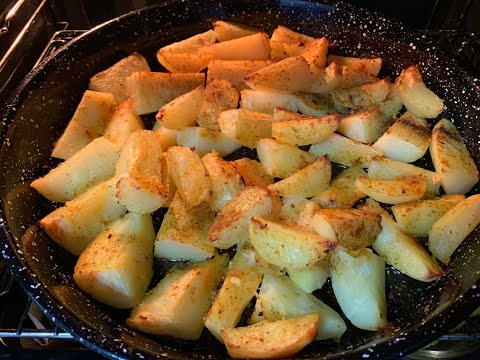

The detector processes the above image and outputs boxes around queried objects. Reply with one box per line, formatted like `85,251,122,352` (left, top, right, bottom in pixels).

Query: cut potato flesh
126,72,205,115
207,59,274,91
209,186,273,249
368,156,441,199
51,119,97,161
280,197,321,230
155,85,204,130
213,21,259,42
428,194,480,264
240,89,298,114
176,127,242,157
157,51,213,73
309,133,383,167
154,192,216,261
166,146,210,208
272,114,341,146
373,112,431,163
74,212,155,309
196,79,239,130
430,119,479,194
309,62,343,94
104,101,145,147
39,178,127,256
127,255,229,340
396,65,444,118
267,156,331,198
151,124,178,150
257,138,317,178
294,92,338,117
270,25,315,60
331,78,390,109
200,33,271,60
312,209,382,251
355,176,427,205
339,65,378,89
251,272,346,341
244,56,313,92
218,109,273,148
159,30,217,53
233,158,274,188
222,314,318,359
328,55,382,77
302,37,328,68
288,261,329,293
32,137,121,203
89,52,151,104
312,165,367,208
202,151,245,212
249,216,336,270
331,248,387,331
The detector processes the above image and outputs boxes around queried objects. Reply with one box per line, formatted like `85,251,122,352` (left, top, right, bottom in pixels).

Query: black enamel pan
1,0,479,359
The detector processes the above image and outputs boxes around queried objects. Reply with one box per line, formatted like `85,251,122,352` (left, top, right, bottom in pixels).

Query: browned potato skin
207,59,274,90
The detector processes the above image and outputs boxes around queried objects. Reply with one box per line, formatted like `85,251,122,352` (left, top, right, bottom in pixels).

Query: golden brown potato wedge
207,59,274,90
249,216,336,270
158,30,217,53
257,138,317,178
74,212,155,309
294,92,338,117
312,209,382,251
240,89,298,113
327,55,382,77
209,186,273,249
269,25,315,60
157,51,213,73
176,127,242,157
196,79,239,130
200,33,271,60
309,62,343,95
430,119,479,194
151,124,178,150
355,176,427,204
428,194,480,264
222,314,318,359
127,254,229,340
213,20,259,42
331,78,390,109
104,101,145,147
302,37,328,68
89,52,151,104
233,158,274,188
309,133,383,167
395,64,444,118
338,64,378,89
280,197,321,230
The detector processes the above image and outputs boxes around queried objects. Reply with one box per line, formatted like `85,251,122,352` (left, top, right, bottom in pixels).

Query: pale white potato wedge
338,64,378,89
222,314,318,359
331,78,390,109
355,176,427,205
127,254,229,340
244,56,313,92
74,212,155,309
396,64,444,118
154,192,216,261
200,33,271,60
368,156,441,199
251,272,347,340
209,186,273,249
196,79,239,130
312,165,367,208
240,89,298,114
125,72,205,115
39,178,127,256
309,133,383,167
249,216,336,270
267,156,331,198
155,85,204,130
288,261,329,293
257,138,317,178
270,25,315,60
294,92,338,117
32,137,121,203
302,37,328,68
312,209,382,251
176,127,242,157
159,30,217,53
392,195,465,237
429,194,480,264
202,152,245,212
359,200,444,282
233,158,274,188
218,109,273,148
104,101,145,147
205,248,263,342
213,20,259,42
309,62,343,94
430,119,479,194
114,130,169,214
157,51,213,73
166,146,210,208
89,52,151,104
272,114,341,146
327,55,382,77
151,124,178,150
52,90,114,159
373,112,431,163
207,59,274,90
280,197,321,230
330,248,387,331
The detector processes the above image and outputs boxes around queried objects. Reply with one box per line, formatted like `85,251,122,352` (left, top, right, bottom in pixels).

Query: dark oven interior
0,1,479,359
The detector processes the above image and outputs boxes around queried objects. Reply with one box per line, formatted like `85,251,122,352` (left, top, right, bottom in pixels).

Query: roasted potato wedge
280,197,321,230
269,25,315,60
233,158,274,188
200,33,271,60
327,55,382,77
309,62,343,95
51,120,97,161
177,127,242,157
338,64,378,89
104,101,145,147
294,92,338,117
213,20,258,42
158,30,217,53
152,124,178,150
240,89,298,113
331,78,390,109
355,176,427,205
207,59,274,90
288,261,329,293
302,37,328,68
